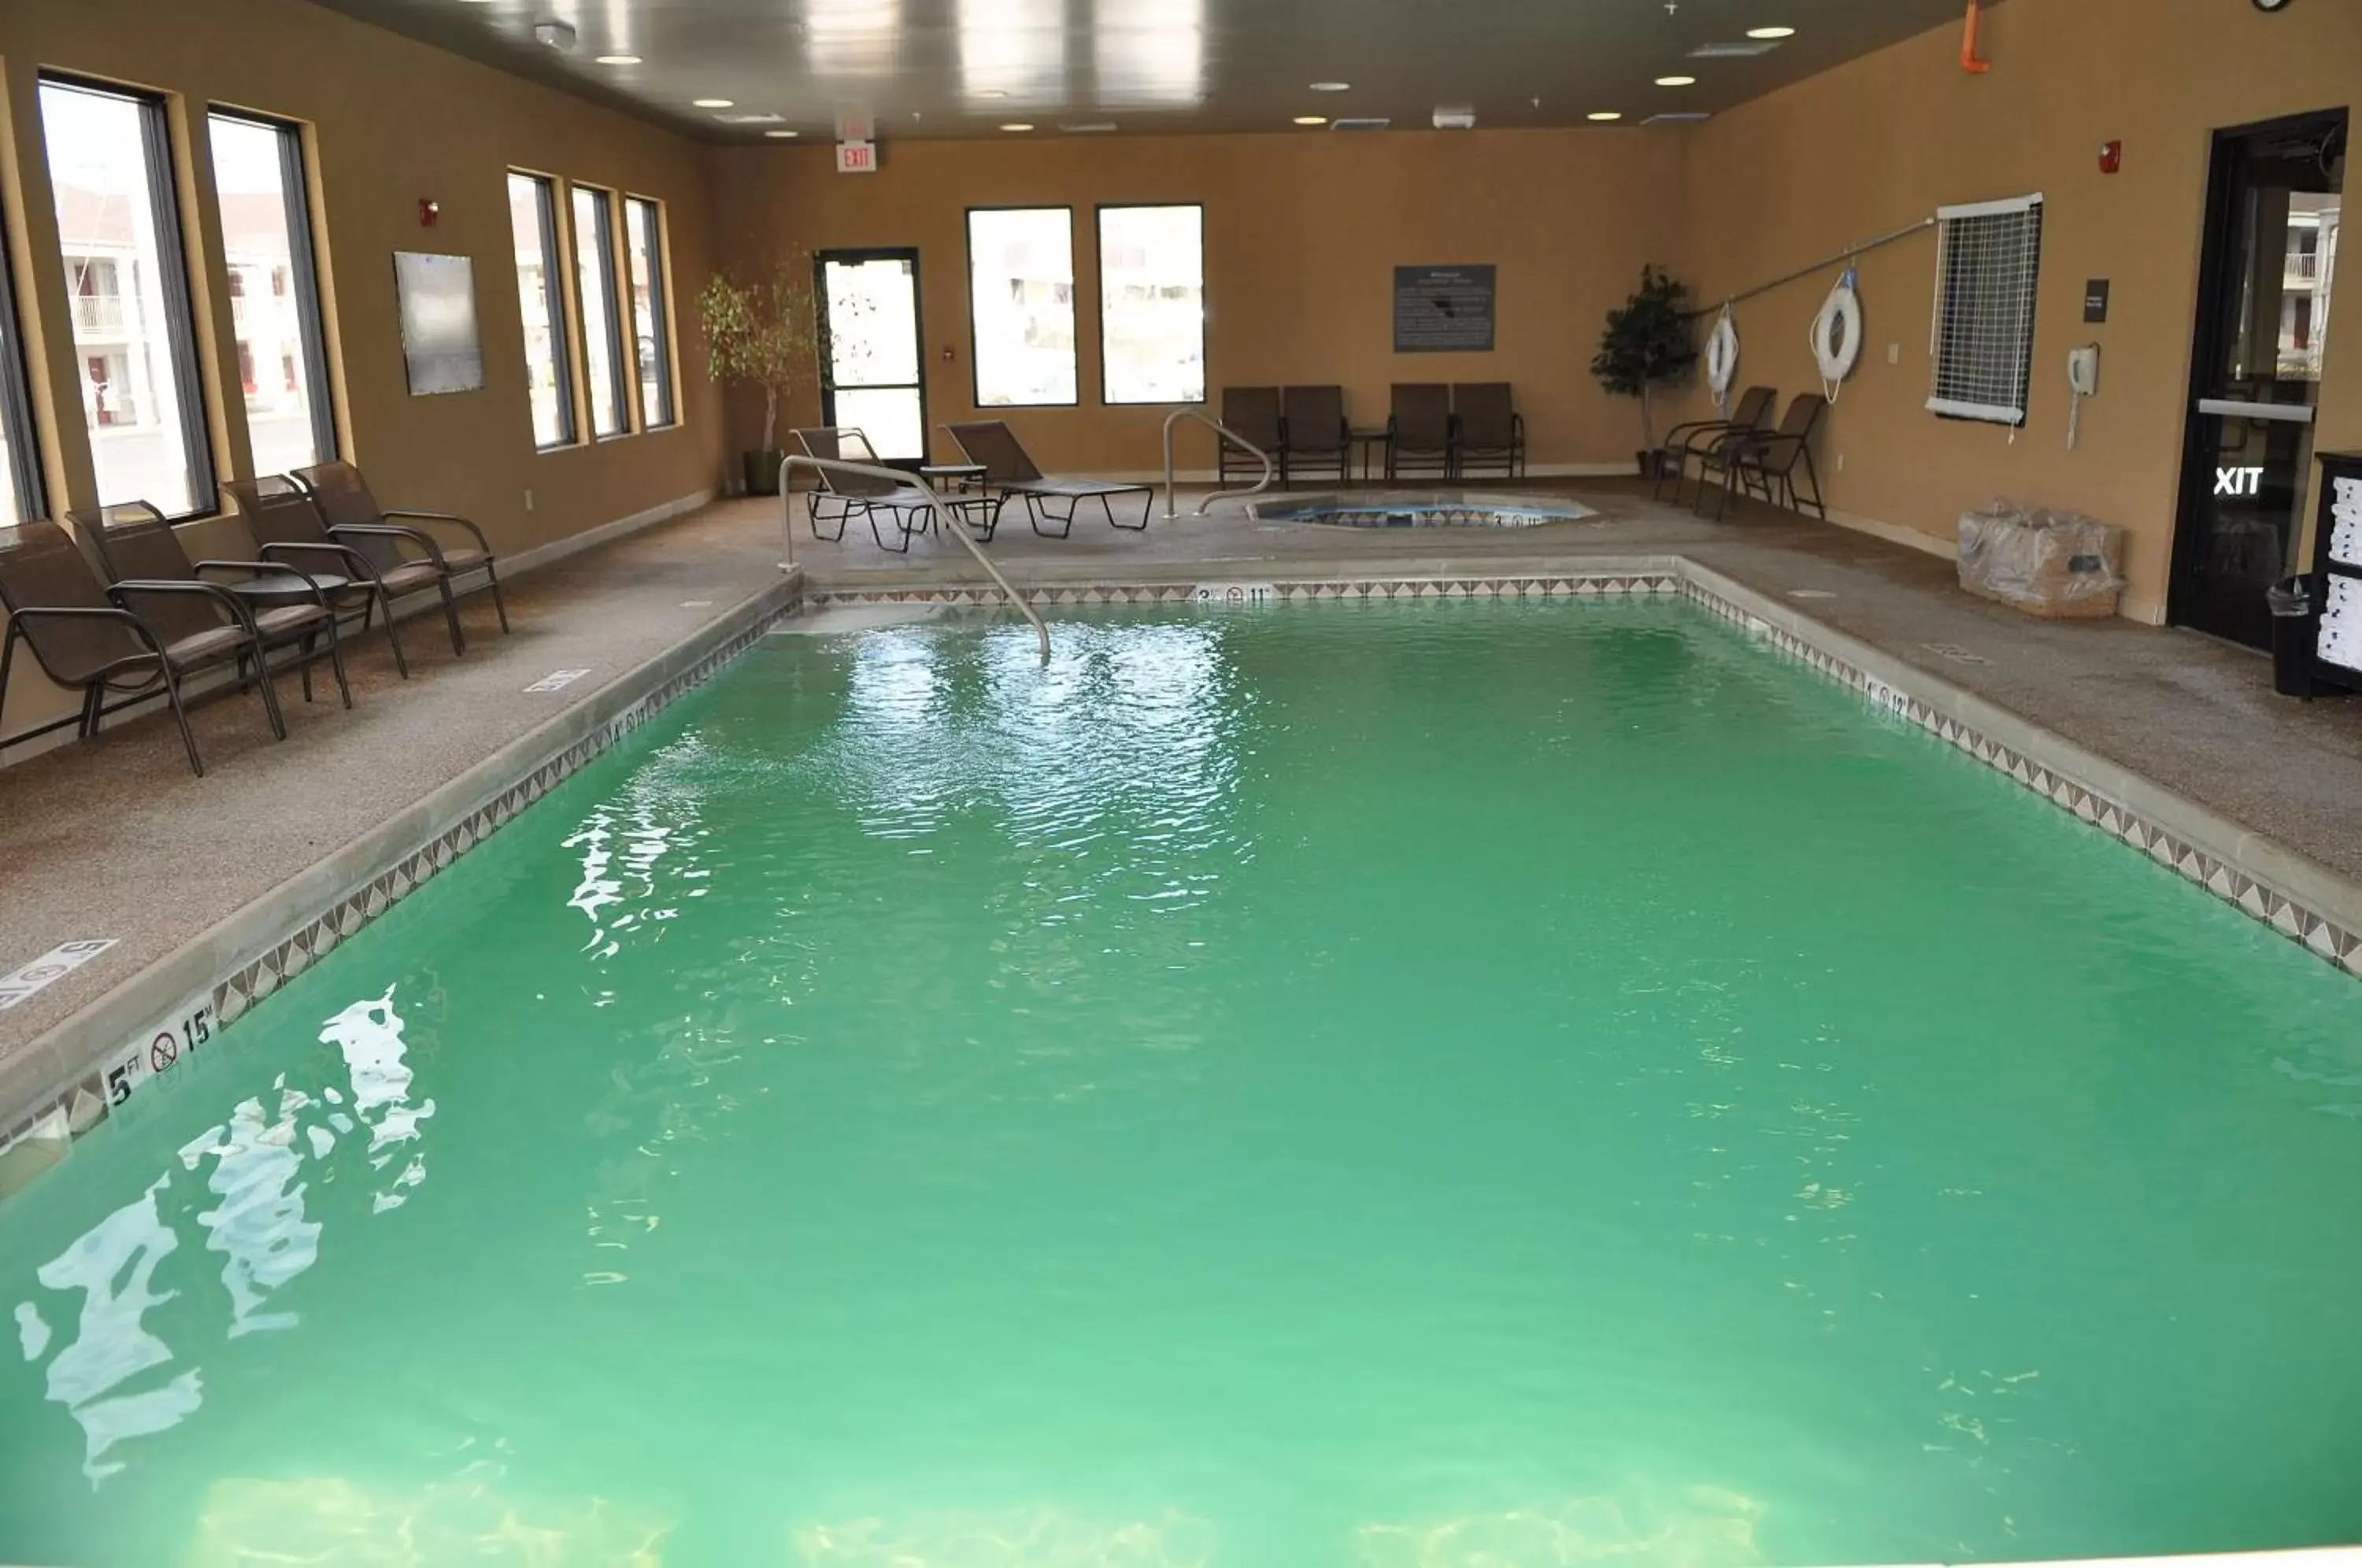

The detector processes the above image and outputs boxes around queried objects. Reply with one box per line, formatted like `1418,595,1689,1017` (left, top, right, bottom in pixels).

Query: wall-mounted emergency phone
2067,345,2101,448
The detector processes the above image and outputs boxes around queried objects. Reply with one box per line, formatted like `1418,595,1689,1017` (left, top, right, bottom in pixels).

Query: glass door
2170,111,2345,649
816,249,927,468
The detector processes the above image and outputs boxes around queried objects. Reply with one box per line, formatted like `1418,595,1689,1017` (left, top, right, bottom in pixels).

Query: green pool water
6,601,2362,1568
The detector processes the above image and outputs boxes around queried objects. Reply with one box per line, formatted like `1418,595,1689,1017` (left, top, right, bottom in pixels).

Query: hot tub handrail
1162,408,1274,520
778,454,1051,665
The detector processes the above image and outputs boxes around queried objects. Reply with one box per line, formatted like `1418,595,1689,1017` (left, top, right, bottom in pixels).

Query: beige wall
709,130,1688,476
1,0,723,743
1668,0,2362,622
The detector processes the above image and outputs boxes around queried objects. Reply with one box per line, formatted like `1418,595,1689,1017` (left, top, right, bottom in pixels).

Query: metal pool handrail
778,453,1051,664
1161,407,1275,520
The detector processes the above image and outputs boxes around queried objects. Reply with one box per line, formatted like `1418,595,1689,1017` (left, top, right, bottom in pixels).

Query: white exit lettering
2215,465,2266,497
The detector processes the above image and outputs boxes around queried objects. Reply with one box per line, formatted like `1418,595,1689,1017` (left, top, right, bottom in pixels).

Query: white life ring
1812,276,1864,396
1705,308,1740,404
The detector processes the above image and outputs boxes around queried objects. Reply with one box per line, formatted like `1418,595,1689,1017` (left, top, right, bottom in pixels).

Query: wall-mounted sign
2083,279,2111,323
1394,264,1496,353
392,252,484,395
835,140,877,175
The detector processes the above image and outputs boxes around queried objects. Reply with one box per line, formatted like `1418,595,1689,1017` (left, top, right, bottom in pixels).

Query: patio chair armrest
381,508,494,555
194,558,335,606
329,521,447,568
258,539,379,583
1659,416,1727,447
1512,412,1524,442
109,577,260,634
8,604,166,654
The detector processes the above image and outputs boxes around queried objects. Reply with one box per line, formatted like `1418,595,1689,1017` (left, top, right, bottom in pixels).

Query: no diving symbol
150,1032,178,1074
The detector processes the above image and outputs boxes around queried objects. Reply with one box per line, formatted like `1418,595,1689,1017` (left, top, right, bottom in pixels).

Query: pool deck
4,475,2361,1160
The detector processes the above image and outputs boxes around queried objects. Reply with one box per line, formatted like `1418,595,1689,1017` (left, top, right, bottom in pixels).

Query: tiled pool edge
9,556,2360,1195
0,573,805,1188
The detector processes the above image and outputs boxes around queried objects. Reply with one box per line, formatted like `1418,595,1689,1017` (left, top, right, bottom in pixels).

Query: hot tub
1249,490,1600,529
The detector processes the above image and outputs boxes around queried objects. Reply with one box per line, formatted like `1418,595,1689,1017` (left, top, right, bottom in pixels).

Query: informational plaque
392,252,484,395
1394,264,1496,353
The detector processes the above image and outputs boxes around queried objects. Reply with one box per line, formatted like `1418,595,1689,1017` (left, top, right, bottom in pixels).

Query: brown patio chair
78,501,352,710
222,475,431,678
0,520,285,776
944,420,1152,536
1699,393,1829,522
1218,387,1282,486
1280,386,1349,486
293,461,509,649
1452,383,1525,480
1652,385,1775,505
1386,383,1453,481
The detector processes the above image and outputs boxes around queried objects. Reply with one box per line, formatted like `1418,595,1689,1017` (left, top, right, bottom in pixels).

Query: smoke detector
1432,105,1475,130
532,20,577,51
1329,116,1390,131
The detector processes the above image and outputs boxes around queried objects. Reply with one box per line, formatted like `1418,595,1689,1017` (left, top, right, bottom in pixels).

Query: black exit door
2169,110,2346,649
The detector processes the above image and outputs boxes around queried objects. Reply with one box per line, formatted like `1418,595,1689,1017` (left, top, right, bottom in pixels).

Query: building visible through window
508,172,574,448
207,111,337,475
968,208,1077,407
624,197,675,428
1098,205,1205,405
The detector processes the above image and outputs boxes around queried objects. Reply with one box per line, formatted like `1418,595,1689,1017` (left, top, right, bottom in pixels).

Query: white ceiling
312,0,1988,142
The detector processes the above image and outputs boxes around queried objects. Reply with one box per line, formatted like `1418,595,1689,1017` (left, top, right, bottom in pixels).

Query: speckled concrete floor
5,478,2359,1078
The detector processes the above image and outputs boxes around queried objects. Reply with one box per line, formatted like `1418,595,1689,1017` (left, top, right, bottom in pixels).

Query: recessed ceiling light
765,129,799,139
1000,122,1035,131
1294,115,1328,126
594,54,641,65
1747,26,1797,39
692,98,734,109
1587,111,1623,122
1309,81,1351,92
1655,76,1697,87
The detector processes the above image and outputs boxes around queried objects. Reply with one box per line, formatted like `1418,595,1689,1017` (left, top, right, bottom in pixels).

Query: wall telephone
2067,345,2101,449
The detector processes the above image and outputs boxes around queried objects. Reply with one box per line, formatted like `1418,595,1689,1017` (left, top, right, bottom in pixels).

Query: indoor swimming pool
4,600,2360,1567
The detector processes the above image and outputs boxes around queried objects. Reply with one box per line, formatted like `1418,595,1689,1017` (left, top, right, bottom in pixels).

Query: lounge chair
1652,386,1774,504
792,427,994,550
1452,383,1525,480
1219,387,1282,486
944,420,1153,536
1386,383,1453,482
221,475,429,679
78,501,351,710
1699,393,1829,521
293,461,509,647
1280,386,1349,487
0,520,287,775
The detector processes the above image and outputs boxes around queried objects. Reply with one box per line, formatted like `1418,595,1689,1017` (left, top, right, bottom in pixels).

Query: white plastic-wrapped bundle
1956,498,2126,619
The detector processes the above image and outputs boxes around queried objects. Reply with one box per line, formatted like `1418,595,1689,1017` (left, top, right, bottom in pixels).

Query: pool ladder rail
776,453,1052,664
1162,407,1275,520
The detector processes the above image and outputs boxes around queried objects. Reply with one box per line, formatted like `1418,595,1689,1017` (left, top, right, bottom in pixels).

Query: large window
0,223,41,525
571,183,627,439
41,78,214,517
624,197,676,429
207,111,336,474
967,207,1076,407
507,172,573,448
1097,205,1204,405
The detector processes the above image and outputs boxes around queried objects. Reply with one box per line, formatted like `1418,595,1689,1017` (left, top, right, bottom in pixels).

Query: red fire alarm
419,198,441,227
2098,140,2123,175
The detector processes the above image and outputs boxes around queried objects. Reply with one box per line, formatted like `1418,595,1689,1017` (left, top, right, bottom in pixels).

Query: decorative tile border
804,571,1683,612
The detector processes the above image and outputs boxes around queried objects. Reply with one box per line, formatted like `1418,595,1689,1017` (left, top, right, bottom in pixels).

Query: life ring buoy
1812,272,1864,398
1705,308,1740,407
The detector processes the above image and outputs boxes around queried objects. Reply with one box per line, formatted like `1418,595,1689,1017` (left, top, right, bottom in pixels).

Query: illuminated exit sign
835,140,877,174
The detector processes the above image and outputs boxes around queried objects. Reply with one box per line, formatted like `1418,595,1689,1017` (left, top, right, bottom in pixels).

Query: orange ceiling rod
1961,0,1992,73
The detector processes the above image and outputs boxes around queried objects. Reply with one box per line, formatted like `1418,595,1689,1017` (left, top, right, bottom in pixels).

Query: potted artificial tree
698,252,822,497
1590,265,1698,480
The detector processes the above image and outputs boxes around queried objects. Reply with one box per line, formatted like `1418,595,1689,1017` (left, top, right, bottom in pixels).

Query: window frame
964,204,1079,410
205,106,339,470
623,194,676,431
0,205,46,523
1093,202,1206,408
1926,194,2045,428
569,181,629,440
42,72,217,520
507,169,576,450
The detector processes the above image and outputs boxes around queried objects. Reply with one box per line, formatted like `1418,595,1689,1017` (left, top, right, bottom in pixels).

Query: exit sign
835,140,876,174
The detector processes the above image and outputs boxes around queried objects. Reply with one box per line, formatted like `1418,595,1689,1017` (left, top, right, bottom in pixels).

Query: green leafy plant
1590,265,1698,451
697,249,824,457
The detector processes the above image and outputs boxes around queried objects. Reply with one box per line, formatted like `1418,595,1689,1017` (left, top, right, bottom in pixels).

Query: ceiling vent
713,112,786,124
532,20,576,50
1642,112,1713,126
1432,105,1475,130
1329,116,1391,132
1689,39,1782,58
1060,121,1119,133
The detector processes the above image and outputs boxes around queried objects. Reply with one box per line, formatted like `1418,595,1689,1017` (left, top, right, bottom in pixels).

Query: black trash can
2267,575,2318,699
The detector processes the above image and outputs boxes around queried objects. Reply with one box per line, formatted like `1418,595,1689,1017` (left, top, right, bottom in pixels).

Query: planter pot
1635,449,1661,482
743,447,785,497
